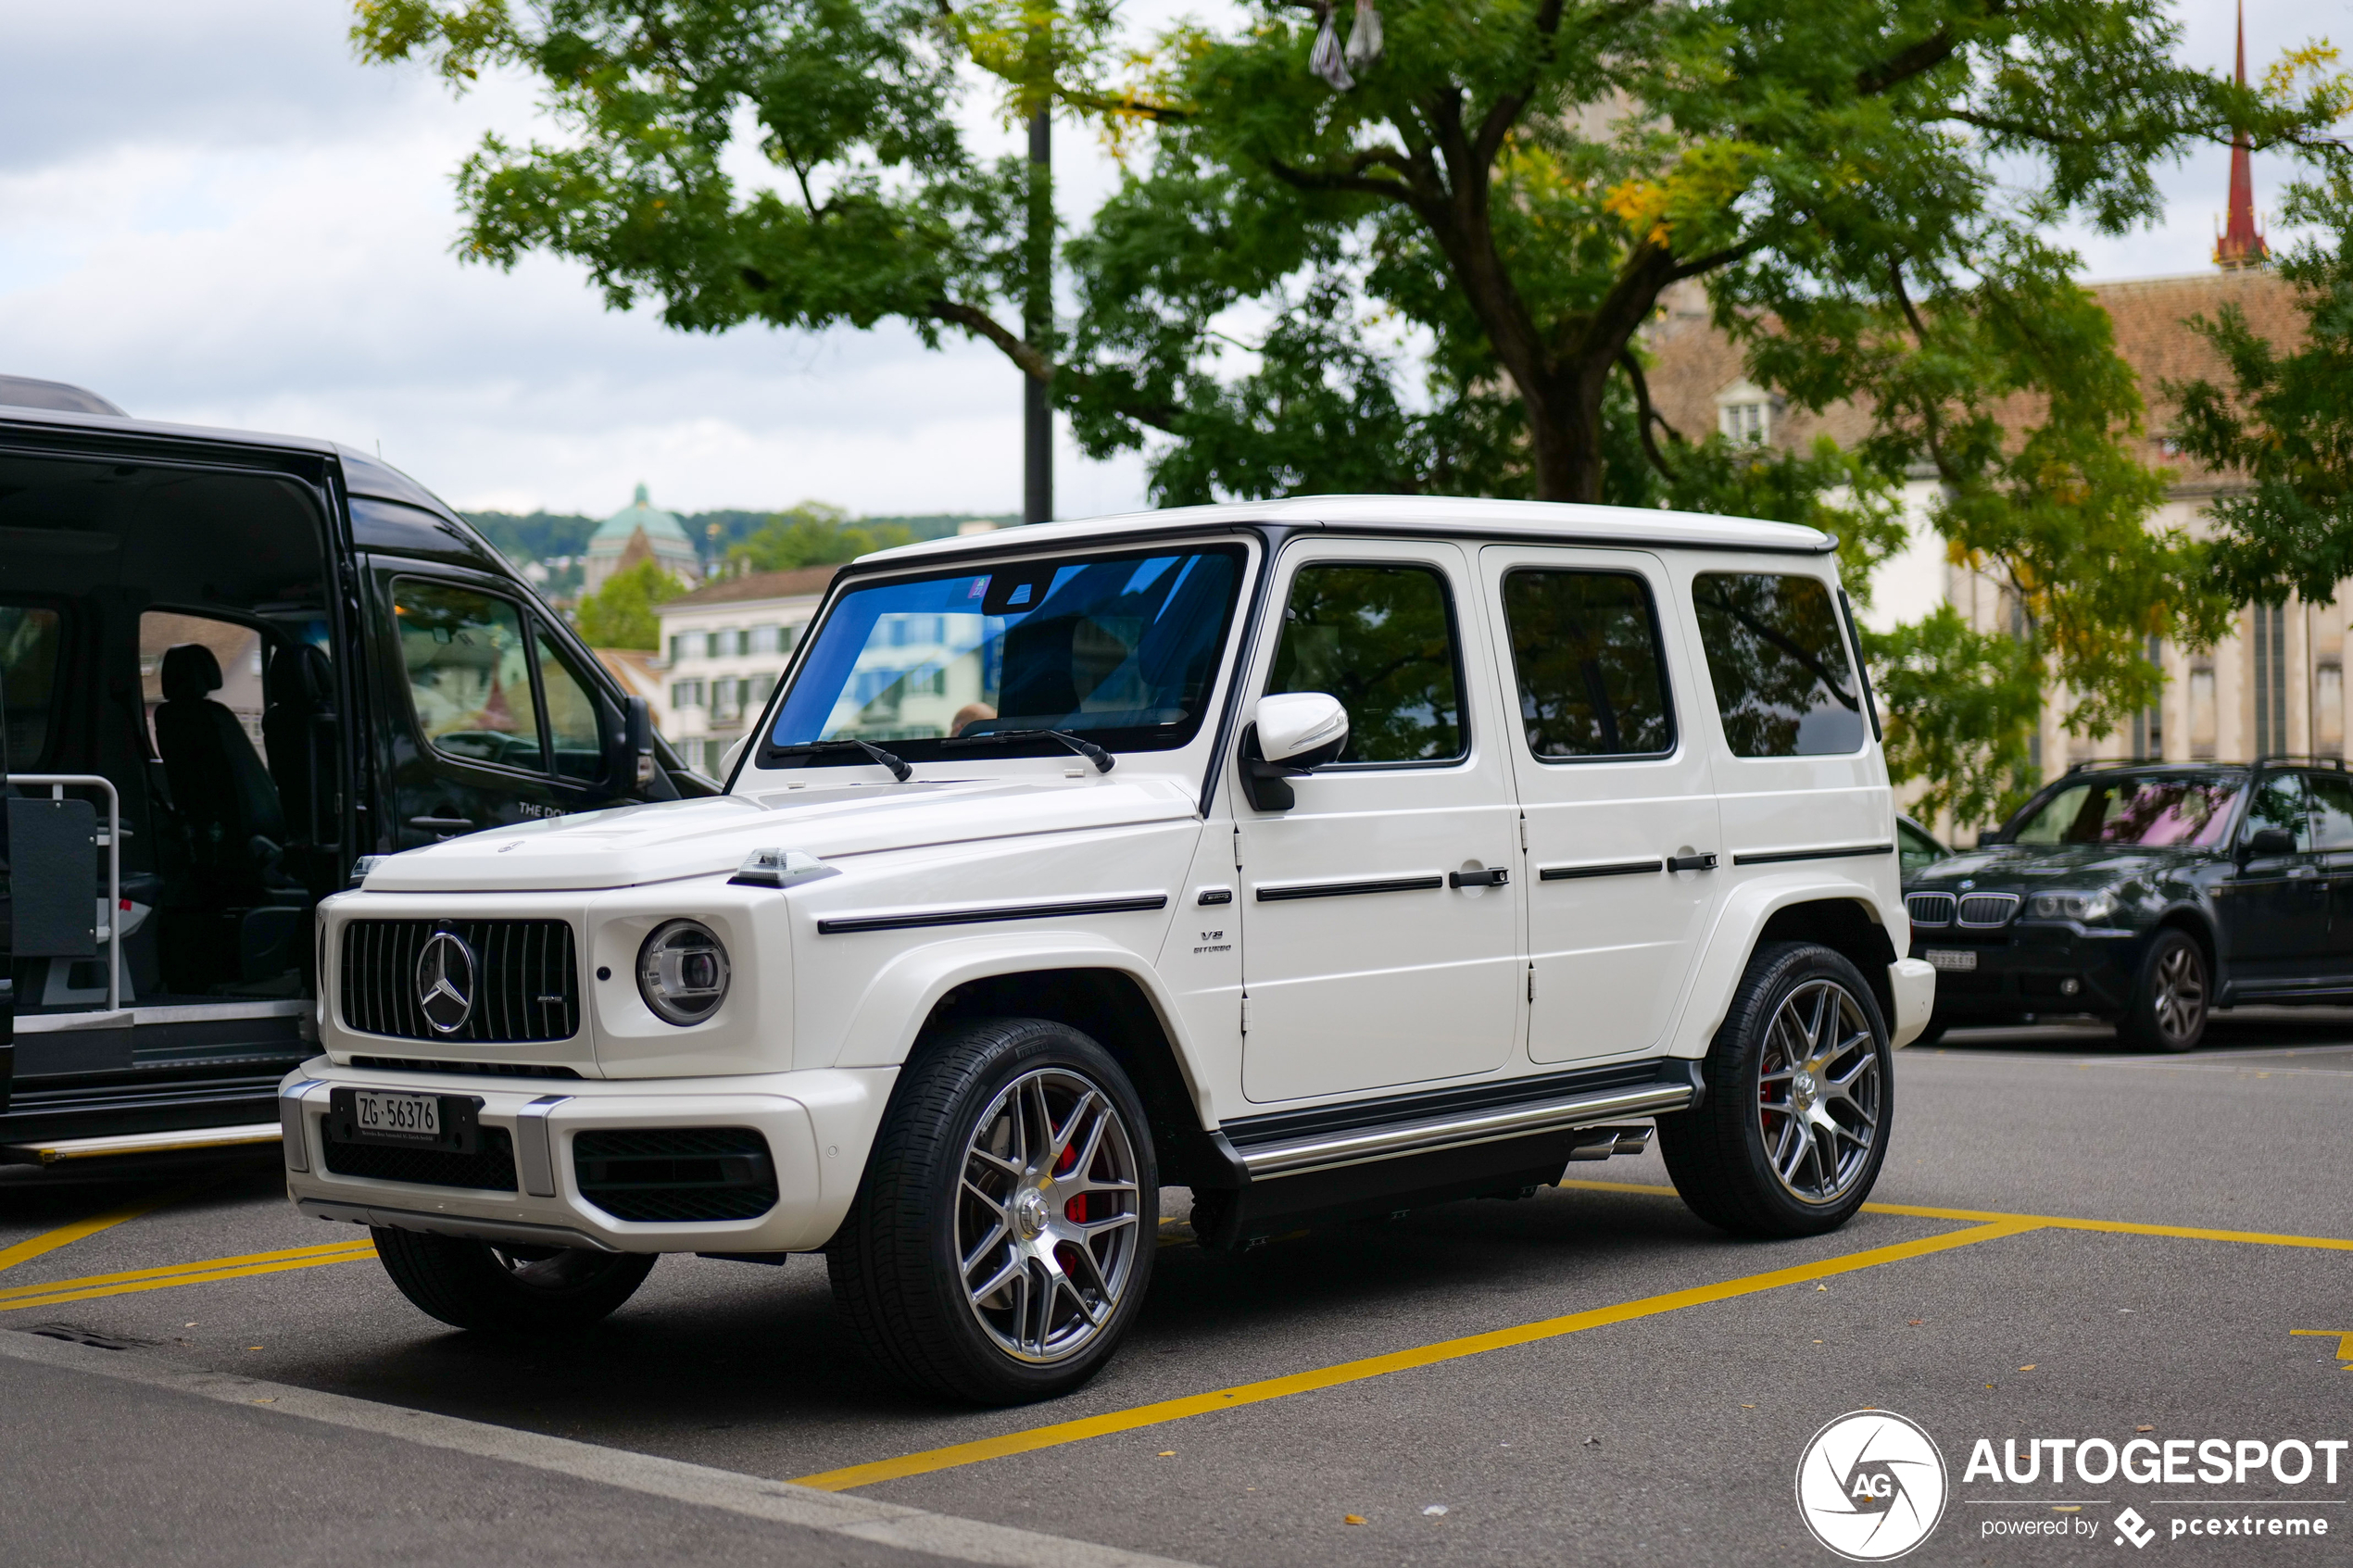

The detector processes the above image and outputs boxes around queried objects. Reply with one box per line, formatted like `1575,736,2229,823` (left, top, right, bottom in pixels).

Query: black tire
827,1017,1158,1405
2116,928,2208,1053
1656,941,1894,1238
371,1227,656,1335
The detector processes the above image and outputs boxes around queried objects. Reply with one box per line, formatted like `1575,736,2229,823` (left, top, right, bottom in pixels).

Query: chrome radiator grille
1906,893,1956,928
339,920,579,1044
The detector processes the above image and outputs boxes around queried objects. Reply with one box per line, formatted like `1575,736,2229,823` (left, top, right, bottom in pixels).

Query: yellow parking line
0,1182,217,1275
1556,1180,2353,1252
788,1215,2036,1491
0,1239,376,1313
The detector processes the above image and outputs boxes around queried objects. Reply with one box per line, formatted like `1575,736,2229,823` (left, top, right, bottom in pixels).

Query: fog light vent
573,1127,776,1222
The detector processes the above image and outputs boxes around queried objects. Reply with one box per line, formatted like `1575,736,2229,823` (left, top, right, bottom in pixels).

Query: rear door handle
409,815,474,831
1667,853,1718,872
1449,866,1509,888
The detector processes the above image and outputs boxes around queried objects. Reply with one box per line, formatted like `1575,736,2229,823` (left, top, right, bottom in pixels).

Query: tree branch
925,297,1185,435
1618,349,1680,480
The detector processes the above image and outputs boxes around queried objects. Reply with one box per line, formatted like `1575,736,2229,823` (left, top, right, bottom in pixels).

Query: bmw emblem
416,930,477,1035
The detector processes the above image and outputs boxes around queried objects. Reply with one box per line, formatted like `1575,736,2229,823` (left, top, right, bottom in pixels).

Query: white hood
361,776,1202,893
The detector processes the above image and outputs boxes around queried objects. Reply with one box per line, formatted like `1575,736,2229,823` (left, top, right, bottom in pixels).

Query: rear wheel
371,1228,656,1334
1657,941,1893,1238
2117,928,2208,1053
827,1017,1157,1404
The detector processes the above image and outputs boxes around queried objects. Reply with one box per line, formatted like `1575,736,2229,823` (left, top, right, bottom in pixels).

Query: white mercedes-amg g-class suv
283,496,1933,1403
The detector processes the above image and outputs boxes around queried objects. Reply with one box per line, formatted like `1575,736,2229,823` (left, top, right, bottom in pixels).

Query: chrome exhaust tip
1566,1124,1655,1160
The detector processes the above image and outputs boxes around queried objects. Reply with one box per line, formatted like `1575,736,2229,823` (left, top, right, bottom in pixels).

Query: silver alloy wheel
2149,940,2206,1044
957,1067,1143,1363
1755,977,1883,1207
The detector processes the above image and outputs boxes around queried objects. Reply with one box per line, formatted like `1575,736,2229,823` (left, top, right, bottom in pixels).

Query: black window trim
1263,552,1473,772
1496,563,1680,767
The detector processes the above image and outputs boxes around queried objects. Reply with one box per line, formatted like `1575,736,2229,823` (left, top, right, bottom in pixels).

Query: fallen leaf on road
1344,1515,1366,1525
2136,1425,2154,1433
2019,1364,2036,1371
1423,1506,1448,1517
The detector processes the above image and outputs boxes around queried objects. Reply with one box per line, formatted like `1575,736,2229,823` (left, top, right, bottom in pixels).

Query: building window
2253,603,2289,757
2321,662,2344,757
1714,379,1779,446
2189,663,2218,759
749,624,781,654
671,679,706,709
712,677,742,723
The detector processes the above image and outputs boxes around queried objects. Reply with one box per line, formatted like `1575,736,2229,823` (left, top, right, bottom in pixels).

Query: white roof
854,494,1832,569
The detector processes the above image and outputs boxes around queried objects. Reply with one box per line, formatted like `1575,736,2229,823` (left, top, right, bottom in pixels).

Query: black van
0,377,710,1163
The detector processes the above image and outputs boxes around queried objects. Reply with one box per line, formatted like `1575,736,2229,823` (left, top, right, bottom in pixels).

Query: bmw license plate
1923,948,1978,972
351,1089,440,1140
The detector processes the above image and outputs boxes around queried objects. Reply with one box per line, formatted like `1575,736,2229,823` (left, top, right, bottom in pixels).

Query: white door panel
1237,539,1522,1103
1479,546,1723,1064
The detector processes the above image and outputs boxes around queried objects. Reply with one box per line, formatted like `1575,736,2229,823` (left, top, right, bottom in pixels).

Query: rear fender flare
1667,876,1899,1058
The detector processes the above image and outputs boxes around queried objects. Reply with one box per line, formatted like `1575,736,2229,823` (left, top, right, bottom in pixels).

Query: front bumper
280,1059,896,1254
1908,921,2147,1021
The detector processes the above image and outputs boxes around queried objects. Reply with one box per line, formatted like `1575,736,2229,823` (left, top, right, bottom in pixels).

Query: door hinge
1240,993,1251,1035
1527,963,1535,1003
1519,814,1529,851
1231,823,1242,870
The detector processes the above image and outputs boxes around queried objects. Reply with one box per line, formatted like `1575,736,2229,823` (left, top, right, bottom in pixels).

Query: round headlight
637,919,731,1026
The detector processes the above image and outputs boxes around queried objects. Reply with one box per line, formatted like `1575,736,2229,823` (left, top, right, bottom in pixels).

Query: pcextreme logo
1795,1410,1950,1561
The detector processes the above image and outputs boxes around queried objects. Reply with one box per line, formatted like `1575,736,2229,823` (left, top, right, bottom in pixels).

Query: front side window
2243,771,2311,851
2008,774,2246,848
1691,572,1865,758
1266,562,1464,765
1501,569,1672,760
391,580,544,771
535,633,605,782
767,546,1243,759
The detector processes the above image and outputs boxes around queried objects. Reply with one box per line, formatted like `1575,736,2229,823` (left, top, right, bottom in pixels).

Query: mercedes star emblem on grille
416,931,477,1035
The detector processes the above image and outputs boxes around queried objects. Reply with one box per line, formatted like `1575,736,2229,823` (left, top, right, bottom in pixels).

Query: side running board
1228,1068,1695,1181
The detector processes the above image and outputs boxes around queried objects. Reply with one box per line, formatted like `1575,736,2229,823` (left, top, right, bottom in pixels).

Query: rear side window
1691,573,1865,757
1500,570,1672,759
0,606,62,767
1266,563,1464,764
2310,771,2353,850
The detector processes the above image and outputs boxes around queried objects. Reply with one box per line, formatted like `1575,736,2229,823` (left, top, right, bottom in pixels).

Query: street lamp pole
1023,107,1052,525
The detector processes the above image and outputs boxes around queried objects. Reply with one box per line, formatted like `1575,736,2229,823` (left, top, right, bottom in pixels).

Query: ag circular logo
1794,1410,1948,1561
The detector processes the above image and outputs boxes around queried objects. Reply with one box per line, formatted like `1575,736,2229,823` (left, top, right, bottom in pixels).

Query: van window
1500,570,1672,759
392,580,546,772
0,606,62,768
1267,563,1464,764
1691,572,1865,757
535,632,605,782
141,610,268,763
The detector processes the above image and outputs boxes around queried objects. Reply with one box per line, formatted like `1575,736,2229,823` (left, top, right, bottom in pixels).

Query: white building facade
652,565,835,775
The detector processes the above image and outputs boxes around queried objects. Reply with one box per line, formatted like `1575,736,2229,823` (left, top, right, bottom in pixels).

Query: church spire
2217,0,2270,269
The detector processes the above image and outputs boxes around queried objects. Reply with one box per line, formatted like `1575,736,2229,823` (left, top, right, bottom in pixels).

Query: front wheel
1657,941,1894,1238
371,1228,656,1335
826,1017,1158,1404
2116,928,2208,1053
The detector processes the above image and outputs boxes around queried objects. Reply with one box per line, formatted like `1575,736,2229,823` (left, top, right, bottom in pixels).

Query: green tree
575,558,686,648
2170,169,2353,607
724,504,914,572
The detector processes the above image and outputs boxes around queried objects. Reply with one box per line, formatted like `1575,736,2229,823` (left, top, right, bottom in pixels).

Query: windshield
762,546,1245,764
2007,774,2246,848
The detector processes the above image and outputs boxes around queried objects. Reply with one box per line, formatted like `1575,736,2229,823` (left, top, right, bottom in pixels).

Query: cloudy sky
0,0,2323,521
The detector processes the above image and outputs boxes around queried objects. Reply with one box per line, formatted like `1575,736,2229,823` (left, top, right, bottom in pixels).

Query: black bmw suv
1905,759,2353,1052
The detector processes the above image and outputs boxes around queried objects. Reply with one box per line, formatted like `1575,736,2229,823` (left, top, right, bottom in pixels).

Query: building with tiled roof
1644,257,2309,837
650,565,840,776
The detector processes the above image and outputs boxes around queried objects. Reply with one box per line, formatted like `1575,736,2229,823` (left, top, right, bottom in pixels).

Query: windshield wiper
943,727,1115,773
767,738,912,782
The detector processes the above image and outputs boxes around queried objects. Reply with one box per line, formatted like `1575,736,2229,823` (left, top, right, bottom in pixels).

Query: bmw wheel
827,1017,1157,1404
2117,928,2208,1054
1657,941,1894,1238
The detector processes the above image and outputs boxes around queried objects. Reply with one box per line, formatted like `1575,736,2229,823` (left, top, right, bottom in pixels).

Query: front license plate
1923,948,1978,972
351,1089,440,1140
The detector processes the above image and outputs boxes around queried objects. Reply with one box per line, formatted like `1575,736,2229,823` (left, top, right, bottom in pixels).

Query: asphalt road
6,1011,2352,1567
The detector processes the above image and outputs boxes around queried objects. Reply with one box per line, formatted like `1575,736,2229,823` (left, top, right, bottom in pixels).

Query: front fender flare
827,929,1202,1092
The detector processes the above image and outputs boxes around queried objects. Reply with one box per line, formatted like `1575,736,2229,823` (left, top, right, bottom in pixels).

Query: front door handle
409,815,474,832
1450,866,1509,888
1667,852,1719,872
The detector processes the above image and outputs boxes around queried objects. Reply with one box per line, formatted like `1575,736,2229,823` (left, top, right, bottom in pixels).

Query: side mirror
608,695,656,794
1239,693,1349,811
2246,825,2297,858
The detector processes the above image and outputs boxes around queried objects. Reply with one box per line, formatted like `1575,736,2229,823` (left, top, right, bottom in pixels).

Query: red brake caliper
1058,1139,1095,1223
